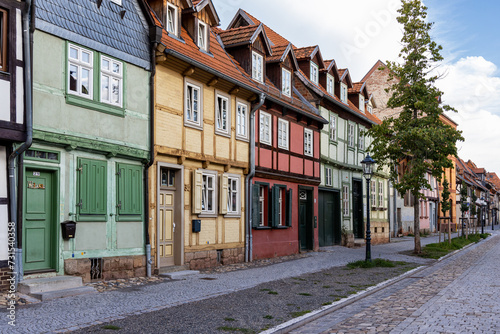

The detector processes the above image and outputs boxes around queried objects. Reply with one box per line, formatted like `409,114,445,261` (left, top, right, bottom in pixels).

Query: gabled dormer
320,60,340,97
348,82,369,112
182,0,219,52
266,43,299,97
294,46,325,86
366,93,377,114
337,69,353,104
148,0,192,38
219,24,272,83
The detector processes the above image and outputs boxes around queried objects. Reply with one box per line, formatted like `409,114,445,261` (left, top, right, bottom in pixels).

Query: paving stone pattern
291,232,500,334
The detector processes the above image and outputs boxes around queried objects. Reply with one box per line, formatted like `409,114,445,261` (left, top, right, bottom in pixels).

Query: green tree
367,0,464,254
440,177,451,243
459,184,469,238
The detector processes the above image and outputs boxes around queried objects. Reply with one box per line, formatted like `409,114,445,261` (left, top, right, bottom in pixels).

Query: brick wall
64,255,146,283
184,247,244,270
0,262,12,292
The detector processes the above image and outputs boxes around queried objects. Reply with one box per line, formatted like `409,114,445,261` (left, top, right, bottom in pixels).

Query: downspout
143,41,157,278
245,93,265,262
393,164,397,237
8,0,33,287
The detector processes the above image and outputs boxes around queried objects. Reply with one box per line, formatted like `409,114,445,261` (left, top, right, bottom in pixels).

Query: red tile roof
294,46,317,60
241,10,290,47
219,25,260,47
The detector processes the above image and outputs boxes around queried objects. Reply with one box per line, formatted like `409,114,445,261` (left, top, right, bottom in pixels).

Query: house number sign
33,172,40,176
28,181,45,189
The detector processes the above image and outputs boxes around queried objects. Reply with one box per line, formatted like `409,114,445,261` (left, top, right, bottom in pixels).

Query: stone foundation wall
0,264,11,292
185,248,244,270
64,255,146,283
371,221,390,245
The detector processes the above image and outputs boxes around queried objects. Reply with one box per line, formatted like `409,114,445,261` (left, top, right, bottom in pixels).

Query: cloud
437,56,500,172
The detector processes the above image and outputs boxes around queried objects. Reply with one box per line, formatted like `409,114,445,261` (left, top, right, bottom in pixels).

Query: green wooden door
319,191,341,247
23,170,55,272
352,180,364,239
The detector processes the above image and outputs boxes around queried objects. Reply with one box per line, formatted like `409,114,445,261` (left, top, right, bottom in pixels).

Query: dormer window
252,51,263,82
359,95,365,112
282,68,291,97
367,104,373,114
310,62,319,85
198,21,208,51
327,74,334,95
340,83,348,103
166,3,178,35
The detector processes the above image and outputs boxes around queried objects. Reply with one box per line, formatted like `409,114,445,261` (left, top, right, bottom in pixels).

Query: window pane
102,58,110,71
112,62,120,74
70,47,78,60
69,65,78,92
82,51,90,64
111,78,120,103
101,75,109,101
81,68,90,95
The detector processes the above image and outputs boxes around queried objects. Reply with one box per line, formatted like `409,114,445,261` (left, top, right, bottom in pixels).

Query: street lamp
478,196,486,234
361,154,376,262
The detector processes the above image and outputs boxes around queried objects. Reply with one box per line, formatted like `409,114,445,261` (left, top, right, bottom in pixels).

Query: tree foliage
367,0,464,253
460,184,469,214
440,177,451,216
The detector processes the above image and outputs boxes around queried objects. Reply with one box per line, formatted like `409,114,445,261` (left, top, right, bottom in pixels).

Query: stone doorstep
354,238,366,245
18,276,84,294
159,270,200,280
157,264,190,275
31,286,97,301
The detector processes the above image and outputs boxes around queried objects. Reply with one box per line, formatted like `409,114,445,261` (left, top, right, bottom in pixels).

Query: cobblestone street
288,232,500,334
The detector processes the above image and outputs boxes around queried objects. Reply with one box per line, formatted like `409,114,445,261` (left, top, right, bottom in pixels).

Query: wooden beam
156,55,167,63
157,44,166,53
247,94,258,103
207,76,219,87
296,114,303,123
224,164,231,172
202,160,210,169
177,156,185,165
183,66,196,77
229,86,240,95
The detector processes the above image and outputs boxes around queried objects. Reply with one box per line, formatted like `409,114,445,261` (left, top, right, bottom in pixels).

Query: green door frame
23,164,60,273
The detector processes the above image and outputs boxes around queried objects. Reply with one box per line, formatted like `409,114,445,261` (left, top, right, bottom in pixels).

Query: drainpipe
8,0,33,287
245,93,266,262
143,41,158,277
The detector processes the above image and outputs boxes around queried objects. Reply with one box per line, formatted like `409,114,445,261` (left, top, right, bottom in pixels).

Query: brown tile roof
267,44,289,62
294,46,317,60
219,25,259,47
349,83,364,94
486,173,500,190
242,10,290,46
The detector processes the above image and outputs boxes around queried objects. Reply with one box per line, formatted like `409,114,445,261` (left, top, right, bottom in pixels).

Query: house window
378,180,384,207
253,183,292,228
100,56,123,107
252,51,263,82
340,82,348,103
200,172,216,215
185,80,202,128
327,74,334,95
259,111,271,145
198,21,208,51
0,9,7,72
359,95,365,112
161,168,175,187
348,124,355,147
310,62,319,85
282,68,291,97
68,44,93,98
116,163,143,221
227,176,239,215
371,180,376,207
278,119,289,150
304,129,313,156
236,102,248,140
325,167,332,186
166,3,178,35
215,94,230,135
77,158,107,221
359,131,365,151
342,185,349,216
367,104,373,114
404,191,414,207
329,114,336,141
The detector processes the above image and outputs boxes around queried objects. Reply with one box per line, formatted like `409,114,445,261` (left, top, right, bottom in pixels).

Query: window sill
224,213,241,219
274,226,289,229
198,213,218,218
329,140,338,145
236,135,249,142
66,94,125,117
184,121,203,131
253,226,271,230
215,130,231,138
116,215,143,222
76,215,107,222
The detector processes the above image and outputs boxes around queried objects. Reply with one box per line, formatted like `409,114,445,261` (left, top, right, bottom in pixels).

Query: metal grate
216,250,222,264
90,258,103,280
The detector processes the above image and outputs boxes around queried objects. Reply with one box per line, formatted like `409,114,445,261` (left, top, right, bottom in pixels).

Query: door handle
173,222,176,233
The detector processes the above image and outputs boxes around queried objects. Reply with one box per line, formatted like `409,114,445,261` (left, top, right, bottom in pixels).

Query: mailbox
192,219,201,233
61,220,77,239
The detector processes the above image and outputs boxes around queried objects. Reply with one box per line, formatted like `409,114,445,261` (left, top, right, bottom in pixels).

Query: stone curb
262,234,496,334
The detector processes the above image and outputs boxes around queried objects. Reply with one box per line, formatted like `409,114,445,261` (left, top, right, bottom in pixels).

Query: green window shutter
271,186,280,228
116,163,143,221
268,187,274,227
286,188,293,227
78,158,107,219
252,183,260,228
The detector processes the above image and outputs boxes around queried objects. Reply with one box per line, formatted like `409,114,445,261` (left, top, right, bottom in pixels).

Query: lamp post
480,197,485,234
361,154,376,262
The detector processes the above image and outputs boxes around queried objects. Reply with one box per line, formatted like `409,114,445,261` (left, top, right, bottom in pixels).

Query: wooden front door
23,170,56,272
319,190,342,247
352,180,364,239
158,190,175,267
299,188,313,250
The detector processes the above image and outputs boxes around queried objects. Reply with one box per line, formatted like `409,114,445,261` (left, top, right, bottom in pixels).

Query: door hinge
116,201,122,209
77,199,83,208
77,166,83,172
116,170,121,177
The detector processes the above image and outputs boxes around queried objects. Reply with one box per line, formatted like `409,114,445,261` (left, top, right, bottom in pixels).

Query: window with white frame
166,3,178,35
325,167,332,186
202,172,216,214
282,68,291,97
359,94,365,112
371,180,376,207
227,175,240,215
68,44,93,98
259,186,266,226
215,94,229,135
278,119,289,150
327,74,334,95
304,129,313,156
343,185,349,216
310,62,319,85
348,123,355,147
236,102,248,140
185,80,202,127
359,131,364,151
378,180,384,207
340,82,348,103
367,104,373,114
198,21,208,51
259,111,272,145
100,56,123,107
278,187,284,226
252,51,263,82
329,114,336,141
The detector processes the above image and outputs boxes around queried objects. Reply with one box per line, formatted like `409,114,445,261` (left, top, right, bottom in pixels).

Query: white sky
215,0,500,175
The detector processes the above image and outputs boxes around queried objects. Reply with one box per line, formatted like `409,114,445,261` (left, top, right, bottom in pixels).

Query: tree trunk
448,216,451,245
414,198,421,254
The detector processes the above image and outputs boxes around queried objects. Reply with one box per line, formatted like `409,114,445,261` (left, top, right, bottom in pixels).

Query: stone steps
160,270,200,280
18,276,96,301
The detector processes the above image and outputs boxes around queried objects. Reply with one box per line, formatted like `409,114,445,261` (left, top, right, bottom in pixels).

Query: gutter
8,0,33,287
245,93,266,262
